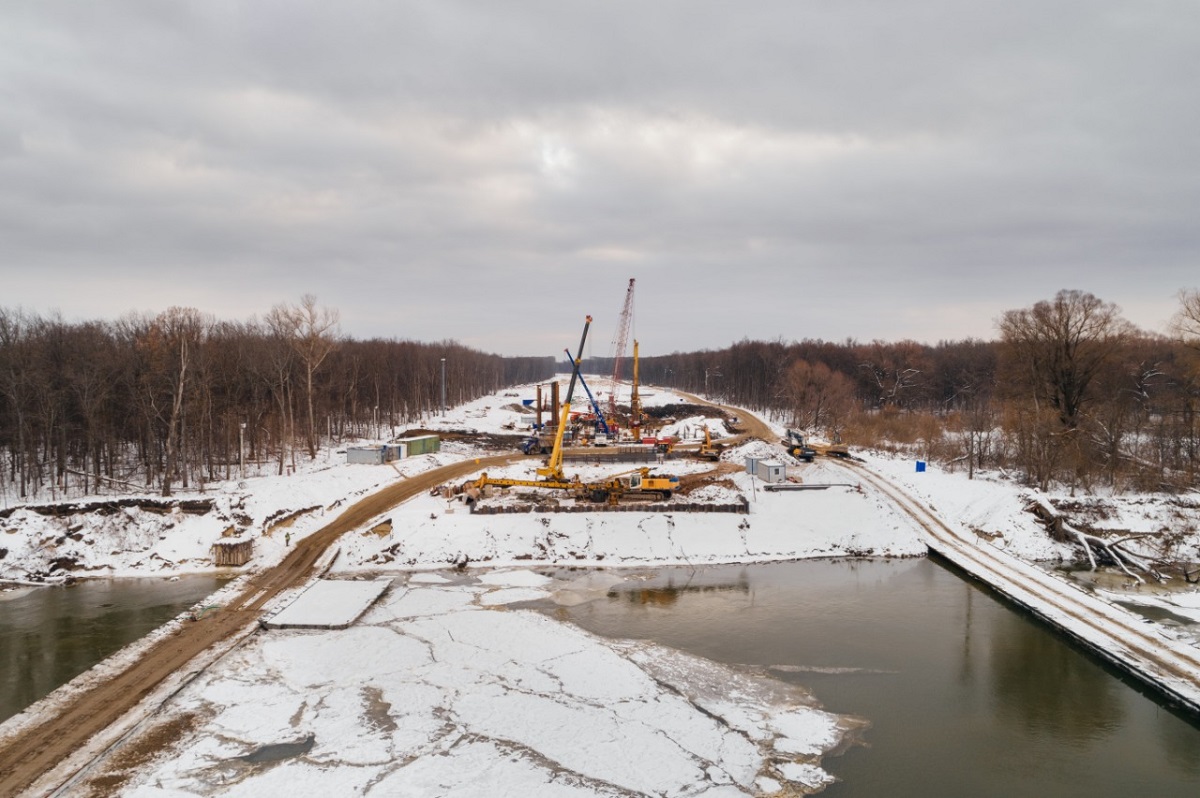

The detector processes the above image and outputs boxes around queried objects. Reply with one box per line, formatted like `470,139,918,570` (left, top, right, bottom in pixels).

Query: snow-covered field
4,379,1200,796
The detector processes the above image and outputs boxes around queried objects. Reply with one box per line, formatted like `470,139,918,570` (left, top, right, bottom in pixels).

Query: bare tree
778,359,856,433
1172,288,1200,348
999,290,1133,430
998,290,1134,488
269,296,340,460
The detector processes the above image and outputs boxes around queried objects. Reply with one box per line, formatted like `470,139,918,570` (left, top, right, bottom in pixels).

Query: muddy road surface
0,454,515,796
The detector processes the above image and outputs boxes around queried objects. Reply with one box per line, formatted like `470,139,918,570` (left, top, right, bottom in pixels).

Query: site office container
396,435,440,456
345,442,409,464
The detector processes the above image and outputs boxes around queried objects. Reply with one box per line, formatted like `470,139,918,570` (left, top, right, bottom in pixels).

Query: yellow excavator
696,426,722,461
466,316,678,505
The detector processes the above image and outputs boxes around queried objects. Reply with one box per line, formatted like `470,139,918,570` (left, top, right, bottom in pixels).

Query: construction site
449,278,838,513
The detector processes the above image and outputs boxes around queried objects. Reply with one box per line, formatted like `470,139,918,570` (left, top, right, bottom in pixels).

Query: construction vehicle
607,278,635,422
696,426,722,461
782,429,816,462
468,315,680,505
584,467,679,503
473,316,593,493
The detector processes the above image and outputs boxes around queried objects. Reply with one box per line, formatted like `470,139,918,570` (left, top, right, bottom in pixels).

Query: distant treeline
5,289,1200,501
0,298,554,500
596,290,1200,492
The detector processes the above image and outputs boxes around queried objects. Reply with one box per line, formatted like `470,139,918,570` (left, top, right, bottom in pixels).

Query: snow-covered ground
4,378,1200,796
104,571,861,797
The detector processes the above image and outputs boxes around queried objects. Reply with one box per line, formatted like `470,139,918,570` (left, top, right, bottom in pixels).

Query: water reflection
552,559,1200,798
0,576,225,724
612,570,751,608
990,611,1120,741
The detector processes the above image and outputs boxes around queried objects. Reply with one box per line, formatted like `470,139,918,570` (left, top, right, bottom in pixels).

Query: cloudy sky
2,1,1197,357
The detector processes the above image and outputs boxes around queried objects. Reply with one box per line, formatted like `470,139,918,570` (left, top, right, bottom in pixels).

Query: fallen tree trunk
1024,493,1161,583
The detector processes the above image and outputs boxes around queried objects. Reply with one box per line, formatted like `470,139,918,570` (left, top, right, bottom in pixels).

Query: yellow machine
696,426,721,461
471,316,591,495
584,467,679,503
466,315,680,506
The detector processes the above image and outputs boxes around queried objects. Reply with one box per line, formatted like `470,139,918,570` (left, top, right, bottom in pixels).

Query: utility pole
440,357,447,417
705,368,721,399
239,422,246,479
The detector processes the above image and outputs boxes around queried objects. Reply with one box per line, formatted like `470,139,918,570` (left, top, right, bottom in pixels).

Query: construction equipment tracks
836,457,1200,717
0,454,515,797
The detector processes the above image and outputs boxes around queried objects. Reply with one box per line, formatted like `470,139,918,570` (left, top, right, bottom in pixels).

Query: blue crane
564,349,611,436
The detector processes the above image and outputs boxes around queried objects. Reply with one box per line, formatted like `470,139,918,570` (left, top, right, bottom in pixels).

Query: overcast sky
2,1,1198,357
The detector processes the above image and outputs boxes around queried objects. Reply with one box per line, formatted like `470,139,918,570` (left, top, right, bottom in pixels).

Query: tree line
0,296,554,502
6,288,1199,503
628,289,1200,493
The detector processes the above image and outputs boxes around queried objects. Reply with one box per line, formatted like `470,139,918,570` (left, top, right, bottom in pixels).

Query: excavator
696,425,722,461
468,316,678,504
583,467,679,503
783,428,851,459
782,429,816,462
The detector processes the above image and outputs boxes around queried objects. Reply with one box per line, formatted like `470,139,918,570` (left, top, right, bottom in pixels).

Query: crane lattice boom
608,278,635,421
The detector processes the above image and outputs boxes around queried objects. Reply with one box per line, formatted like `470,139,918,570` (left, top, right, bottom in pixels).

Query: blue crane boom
564,348,611,435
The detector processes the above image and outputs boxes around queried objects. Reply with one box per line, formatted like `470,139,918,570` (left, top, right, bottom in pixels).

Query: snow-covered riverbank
4,381,1200,796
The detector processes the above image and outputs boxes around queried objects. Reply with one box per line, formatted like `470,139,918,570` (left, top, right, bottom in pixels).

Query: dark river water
551,558,1200,797
0,575,225,725
4,562,1199,796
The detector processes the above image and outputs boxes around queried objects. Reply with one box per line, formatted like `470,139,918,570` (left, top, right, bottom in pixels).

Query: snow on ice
3,379,1200,796
115,576,859,797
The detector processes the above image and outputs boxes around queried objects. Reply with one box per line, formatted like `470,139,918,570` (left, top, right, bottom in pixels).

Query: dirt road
0,454,515,797
673,391,776,444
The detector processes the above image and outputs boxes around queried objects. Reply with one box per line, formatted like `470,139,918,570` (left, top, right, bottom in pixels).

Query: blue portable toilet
915,460,926,473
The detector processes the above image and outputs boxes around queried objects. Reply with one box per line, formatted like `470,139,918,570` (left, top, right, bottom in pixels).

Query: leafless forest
4,290,1200,502
0,297,553,501
637,289,1200,493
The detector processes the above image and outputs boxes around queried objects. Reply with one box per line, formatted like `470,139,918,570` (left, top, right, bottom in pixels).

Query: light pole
440,357,446,417
704,368,721,399
373,405,379,439
239,422,246,479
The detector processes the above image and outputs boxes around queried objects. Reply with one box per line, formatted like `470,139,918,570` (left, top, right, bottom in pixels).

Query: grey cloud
2,1,1198,354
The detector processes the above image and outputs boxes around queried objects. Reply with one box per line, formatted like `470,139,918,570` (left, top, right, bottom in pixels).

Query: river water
550,558,1200,797
4,563,1199,795
0,575,225,725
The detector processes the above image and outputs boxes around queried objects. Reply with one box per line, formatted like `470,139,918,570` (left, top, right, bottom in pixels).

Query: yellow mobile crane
469,316,593,495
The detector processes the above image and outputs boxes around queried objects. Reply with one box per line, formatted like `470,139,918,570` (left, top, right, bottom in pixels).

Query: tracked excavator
696,426,722,461
782,429,817,462
467,317,678,504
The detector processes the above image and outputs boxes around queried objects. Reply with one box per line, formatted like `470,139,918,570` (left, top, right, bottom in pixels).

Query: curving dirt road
0,399,777,795
0,454,516,797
